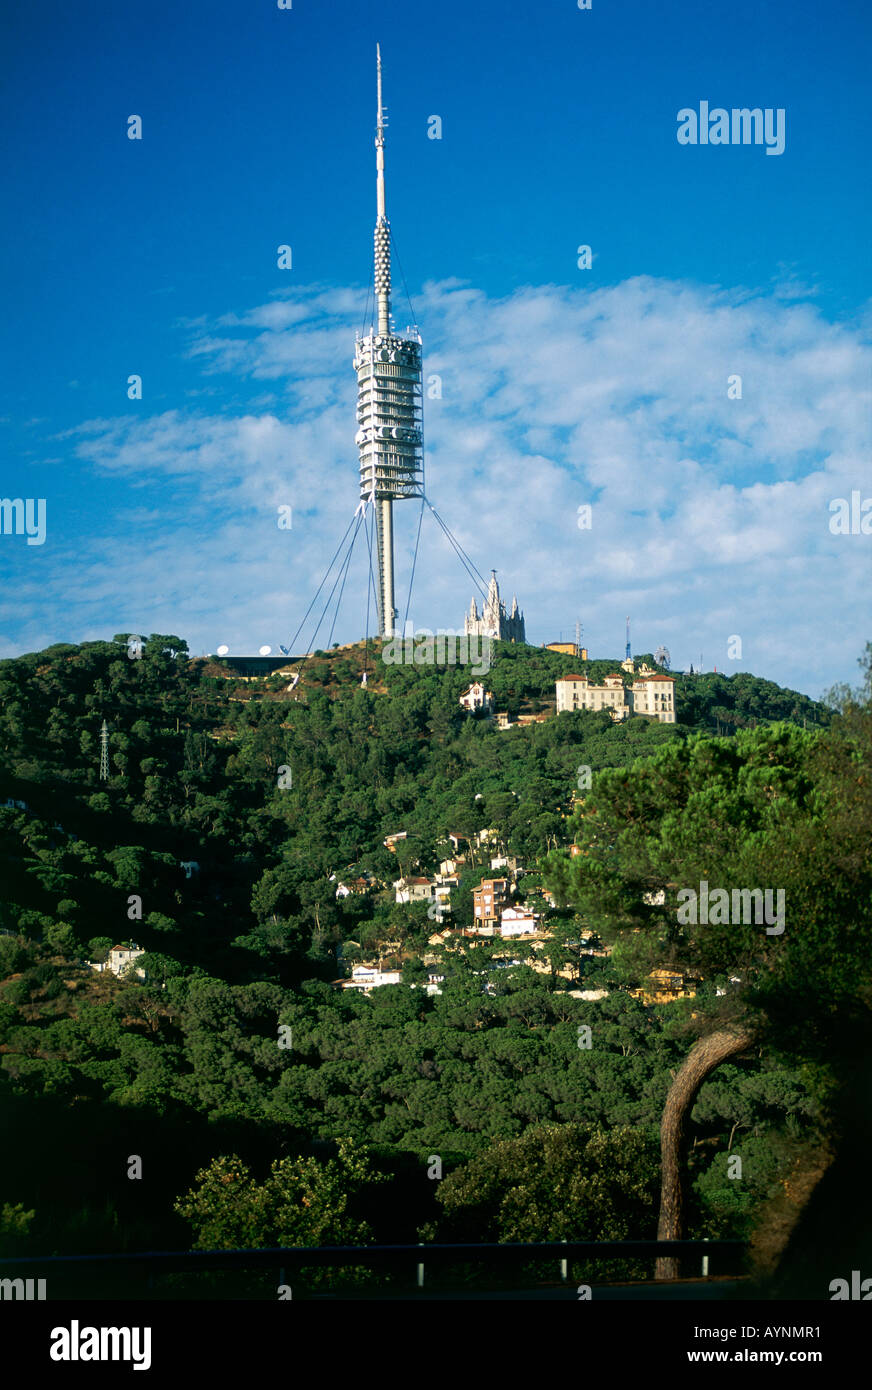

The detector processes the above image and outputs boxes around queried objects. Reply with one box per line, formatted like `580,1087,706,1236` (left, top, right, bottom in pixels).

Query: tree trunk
655,1027,754,1280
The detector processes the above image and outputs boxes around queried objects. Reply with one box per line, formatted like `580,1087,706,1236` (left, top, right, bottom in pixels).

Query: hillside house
630,674,676,724
500,905,541,936
439,856,465,876
338,964,403,994
555,671,676,725
556,673,629,720
394,876,451,905
459,682,494,713
630,968,696,1005
426,930,453,949
90,944,146,979
473,877,510,927
334,875,374,898
490,854,522,875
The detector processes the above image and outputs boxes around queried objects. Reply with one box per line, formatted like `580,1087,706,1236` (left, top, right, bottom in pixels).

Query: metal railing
0,1239,745,1297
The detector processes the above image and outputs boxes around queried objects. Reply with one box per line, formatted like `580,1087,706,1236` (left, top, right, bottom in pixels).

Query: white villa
459,682,494,713
556,670,676,724
500,906,541,937
339,964,403,994
88,944,146,979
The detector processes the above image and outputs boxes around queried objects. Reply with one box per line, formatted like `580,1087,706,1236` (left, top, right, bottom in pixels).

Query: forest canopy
0,632,858,1292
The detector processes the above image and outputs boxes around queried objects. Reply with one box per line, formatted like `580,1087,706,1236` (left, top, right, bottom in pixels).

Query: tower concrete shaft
354,44,423,639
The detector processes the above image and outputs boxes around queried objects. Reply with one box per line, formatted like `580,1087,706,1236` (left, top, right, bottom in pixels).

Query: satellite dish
216,645,229,657
279,645,290,656
259,645,272,656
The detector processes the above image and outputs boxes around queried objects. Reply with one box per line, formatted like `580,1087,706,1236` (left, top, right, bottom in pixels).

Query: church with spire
464,572,526,643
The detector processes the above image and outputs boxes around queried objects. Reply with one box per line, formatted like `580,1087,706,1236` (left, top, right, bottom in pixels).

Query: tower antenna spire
374,43,390,335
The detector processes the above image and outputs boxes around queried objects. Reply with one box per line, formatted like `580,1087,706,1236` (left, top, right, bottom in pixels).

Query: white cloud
9,276,871,696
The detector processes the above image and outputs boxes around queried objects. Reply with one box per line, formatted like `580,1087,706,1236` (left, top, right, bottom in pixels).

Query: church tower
464,571,526,643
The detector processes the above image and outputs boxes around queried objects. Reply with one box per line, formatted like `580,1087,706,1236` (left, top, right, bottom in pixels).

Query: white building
556,670,676,724
334,874,374,899
91,944,145,979
556,673,629,720
459,682,494,713
464,571,525,642
630,673,676,723
340,964,403,993
394,876,451,905
439,856,465,876
500,906,541,937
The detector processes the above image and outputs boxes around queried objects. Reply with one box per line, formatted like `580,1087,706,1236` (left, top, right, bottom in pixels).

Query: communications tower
99,720,109,781
354,46,424,638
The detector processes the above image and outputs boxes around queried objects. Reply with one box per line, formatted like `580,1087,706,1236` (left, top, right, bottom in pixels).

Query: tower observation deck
355,46,424,639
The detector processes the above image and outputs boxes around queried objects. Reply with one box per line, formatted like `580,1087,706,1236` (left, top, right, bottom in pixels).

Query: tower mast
375,45,389,335
354,45,424,640
99,720,109,781
374,44,394,638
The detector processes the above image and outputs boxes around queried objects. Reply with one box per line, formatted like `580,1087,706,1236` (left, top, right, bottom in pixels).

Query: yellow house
630,968,696,1005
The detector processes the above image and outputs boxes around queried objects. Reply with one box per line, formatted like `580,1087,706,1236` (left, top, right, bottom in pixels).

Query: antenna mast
375,44,390,335
625,615,631,662
99,720,109,781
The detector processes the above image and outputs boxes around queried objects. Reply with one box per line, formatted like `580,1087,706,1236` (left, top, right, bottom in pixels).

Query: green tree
174,1138,385,1250
545,649,872,1279
0,1202,35,1256
434,1122,659,1276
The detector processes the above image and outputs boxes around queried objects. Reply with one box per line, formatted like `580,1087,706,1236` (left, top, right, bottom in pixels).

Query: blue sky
2,0,870,696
